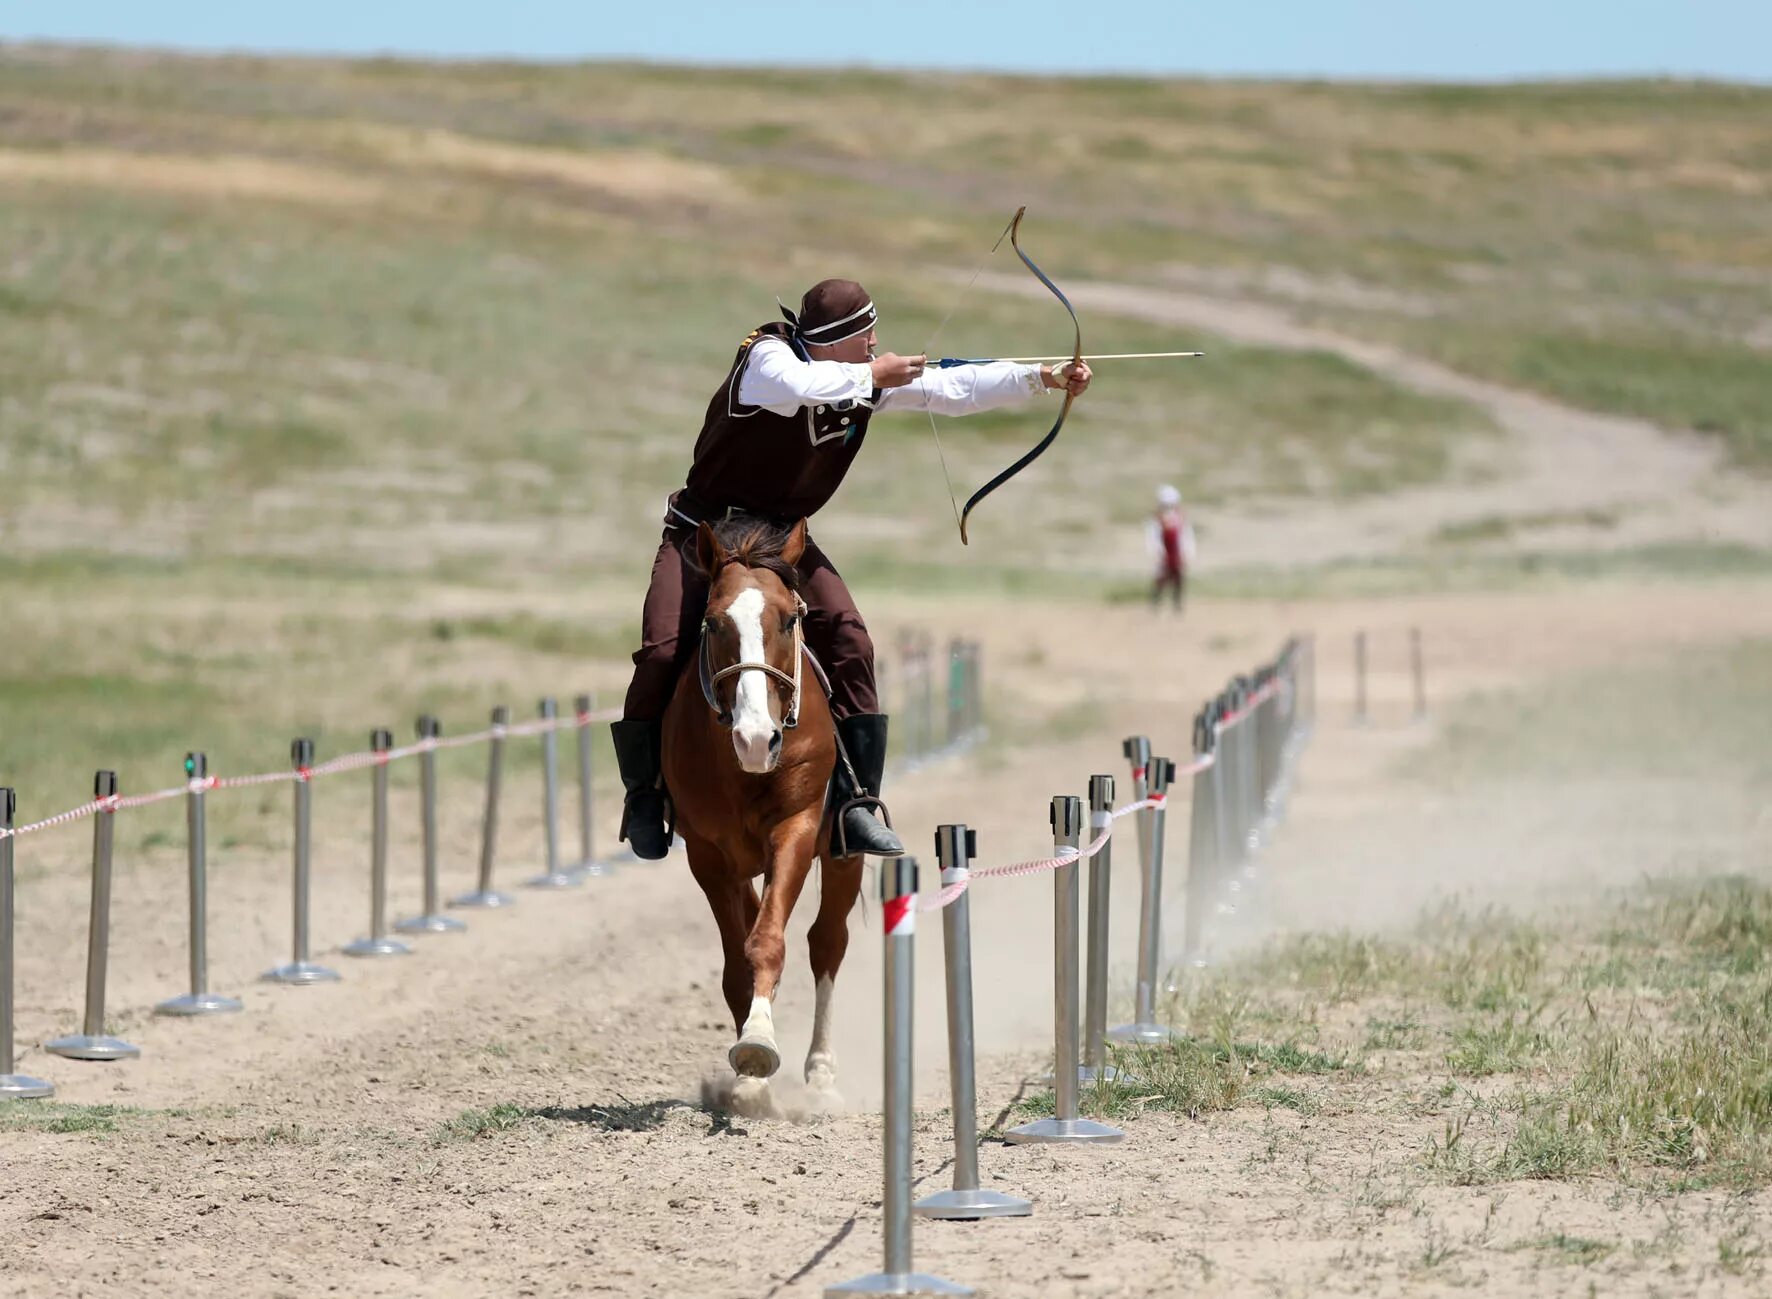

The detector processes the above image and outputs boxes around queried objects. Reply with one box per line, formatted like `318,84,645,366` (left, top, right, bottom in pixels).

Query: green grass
434,1102,531,1143
0,1102,148,1135
1403,325,1772,469
1506,1233,1617,1266
3,48,1765,474
1196,542,1772,601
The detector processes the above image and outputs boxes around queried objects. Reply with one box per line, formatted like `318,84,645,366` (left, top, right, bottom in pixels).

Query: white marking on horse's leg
727,586,776,772
730,990,781,1078
740,993,775,1046
804,975,842,1109
805,975,836,1076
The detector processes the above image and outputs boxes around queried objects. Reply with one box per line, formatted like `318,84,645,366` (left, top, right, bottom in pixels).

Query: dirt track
4,582,1770,1298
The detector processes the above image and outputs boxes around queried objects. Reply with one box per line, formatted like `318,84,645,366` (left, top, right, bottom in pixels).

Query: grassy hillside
1,45,1768,814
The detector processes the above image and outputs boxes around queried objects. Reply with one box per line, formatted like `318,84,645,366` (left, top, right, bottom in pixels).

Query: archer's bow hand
1040,359,1093,397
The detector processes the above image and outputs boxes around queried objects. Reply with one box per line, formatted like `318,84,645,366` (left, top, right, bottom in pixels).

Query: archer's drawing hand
1041,360,1092,396
870,352,928,388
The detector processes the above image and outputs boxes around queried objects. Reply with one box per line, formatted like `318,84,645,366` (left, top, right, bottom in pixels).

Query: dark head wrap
779,278,877,347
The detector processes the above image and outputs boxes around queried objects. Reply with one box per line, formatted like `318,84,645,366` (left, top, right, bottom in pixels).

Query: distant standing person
1148,484,1195,611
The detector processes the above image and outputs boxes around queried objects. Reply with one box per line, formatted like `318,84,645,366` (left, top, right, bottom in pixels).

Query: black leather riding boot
611,719,672,861
834,713,905,858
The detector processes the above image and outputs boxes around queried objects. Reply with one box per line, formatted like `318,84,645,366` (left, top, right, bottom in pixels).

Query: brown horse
662,517,863,1112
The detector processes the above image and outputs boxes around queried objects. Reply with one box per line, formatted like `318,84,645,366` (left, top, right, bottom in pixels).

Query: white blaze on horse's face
726,584,781,773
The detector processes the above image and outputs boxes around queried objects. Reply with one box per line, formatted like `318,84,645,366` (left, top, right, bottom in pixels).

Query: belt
664,491,796,533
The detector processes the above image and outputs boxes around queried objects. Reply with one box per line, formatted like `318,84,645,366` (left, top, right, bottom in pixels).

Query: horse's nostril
769,732,783,755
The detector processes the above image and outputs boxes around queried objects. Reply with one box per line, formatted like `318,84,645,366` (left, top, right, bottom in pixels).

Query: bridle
698,591,808,731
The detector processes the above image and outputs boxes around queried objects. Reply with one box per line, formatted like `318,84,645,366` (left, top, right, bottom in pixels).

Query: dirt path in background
968,271,1772,569
3,582,1770,1297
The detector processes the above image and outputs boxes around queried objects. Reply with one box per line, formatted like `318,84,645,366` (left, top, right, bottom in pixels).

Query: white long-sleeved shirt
736,335,1048,416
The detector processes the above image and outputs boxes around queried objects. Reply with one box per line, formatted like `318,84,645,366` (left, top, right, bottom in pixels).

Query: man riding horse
611,278,1092,859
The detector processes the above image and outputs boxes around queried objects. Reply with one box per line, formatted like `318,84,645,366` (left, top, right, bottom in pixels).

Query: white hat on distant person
1156,484,1181,507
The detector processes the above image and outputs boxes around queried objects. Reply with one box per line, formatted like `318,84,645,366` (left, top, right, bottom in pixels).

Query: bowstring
915,210,1020,537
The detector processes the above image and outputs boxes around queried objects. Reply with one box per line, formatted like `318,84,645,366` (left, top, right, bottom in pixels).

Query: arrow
927,350,1205,368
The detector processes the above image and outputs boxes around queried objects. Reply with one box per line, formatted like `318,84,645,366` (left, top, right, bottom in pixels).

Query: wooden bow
954,206,1082,545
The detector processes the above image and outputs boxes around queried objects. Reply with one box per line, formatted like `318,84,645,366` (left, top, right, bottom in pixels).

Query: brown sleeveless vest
677,323,878,524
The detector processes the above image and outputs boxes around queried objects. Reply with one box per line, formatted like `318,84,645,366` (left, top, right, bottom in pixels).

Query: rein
698,592,809,730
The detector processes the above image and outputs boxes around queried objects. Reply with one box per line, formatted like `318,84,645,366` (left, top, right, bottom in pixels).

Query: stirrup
832,794,904,859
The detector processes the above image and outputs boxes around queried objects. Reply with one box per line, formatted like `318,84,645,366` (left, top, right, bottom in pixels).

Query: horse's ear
781,519,808,568
696,522,728,576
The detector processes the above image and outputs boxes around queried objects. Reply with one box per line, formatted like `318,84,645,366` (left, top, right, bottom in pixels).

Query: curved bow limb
955,206,1082,546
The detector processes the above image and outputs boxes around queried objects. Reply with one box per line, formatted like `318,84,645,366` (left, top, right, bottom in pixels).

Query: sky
6,0,1770,82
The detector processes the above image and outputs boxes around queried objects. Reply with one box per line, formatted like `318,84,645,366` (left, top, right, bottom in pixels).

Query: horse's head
696,517,809,774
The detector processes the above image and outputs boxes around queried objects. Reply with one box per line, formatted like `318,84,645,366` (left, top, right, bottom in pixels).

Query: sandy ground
3,579,1770,1298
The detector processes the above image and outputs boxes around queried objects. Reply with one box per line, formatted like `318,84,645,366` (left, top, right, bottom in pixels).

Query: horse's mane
702,516,805,593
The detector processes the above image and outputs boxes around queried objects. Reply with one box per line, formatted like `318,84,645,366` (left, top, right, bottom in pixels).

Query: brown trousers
623,527,879,722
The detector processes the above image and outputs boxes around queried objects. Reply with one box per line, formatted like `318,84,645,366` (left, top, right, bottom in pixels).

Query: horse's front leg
804,852,864,1109
729,813,821,1079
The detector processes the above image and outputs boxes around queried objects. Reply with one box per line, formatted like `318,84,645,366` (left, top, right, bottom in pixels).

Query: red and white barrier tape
913,748,1217,915
0,706,620,841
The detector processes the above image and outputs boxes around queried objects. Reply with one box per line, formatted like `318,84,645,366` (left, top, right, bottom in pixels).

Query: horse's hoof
729,1075,778,1120
729,1036,781,1078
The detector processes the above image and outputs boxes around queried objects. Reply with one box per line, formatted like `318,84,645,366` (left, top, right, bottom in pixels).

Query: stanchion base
261,961,342,985
0,1073,56,1098
43,1033,140,1061
568,859,617,879
1037,1063,1124,1087
394,913,468,933
343,936,412,957
449,889,517,909
824,1271,973,1296
522,871,583,890
1106,1022,1176,1045
1003,1116,1123,1145
913,1186,1033,1220
154,992,244,1017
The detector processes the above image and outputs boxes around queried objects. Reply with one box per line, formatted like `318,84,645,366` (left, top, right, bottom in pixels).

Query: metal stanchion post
345,729,409,957
1354,629,1368,723
1180,712,1217,970
47,772,140,1059
1210,699,1238,909
967,641,984,741
827,857,972,1297
1256,671,1280,830
1109,758,1177,1045
264,741,342,983
945,639,964,751
1222,686,1245,867
398,717,470,929
1081,774,1119,1083
895,632,917,765
1122,734,1152,879
1239,688,1261,861
1411,627,1427,720
524,698,580,889
453,707,517,908
1308,631,1319,732
156,753,242,1015
919,635,935,760
1007,797,1122,1146
1,789,54,1096
915,826,1032,1221
571,693,617,876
